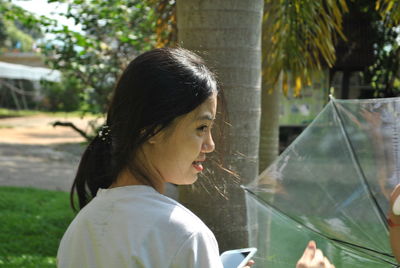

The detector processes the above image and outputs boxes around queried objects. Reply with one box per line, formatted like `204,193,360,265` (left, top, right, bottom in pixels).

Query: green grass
0,108,100,119
0,187,75,267
0,109,40,118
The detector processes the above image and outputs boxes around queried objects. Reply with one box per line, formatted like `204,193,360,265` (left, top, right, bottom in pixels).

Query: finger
310,249,324,266
390,185,400,218
391,184,400,204
246,260,255,266
323,256,333,267
300,241,316,261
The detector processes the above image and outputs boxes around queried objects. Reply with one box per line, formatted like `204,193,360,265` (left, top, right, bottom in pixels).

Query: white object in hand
393,194,400,215
220,248,257,268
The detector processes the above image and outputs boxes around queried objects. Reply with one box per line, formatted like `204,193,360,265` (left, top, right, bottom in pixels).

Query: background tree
377,0,400,25
3,0,158,114
151,0,348,249
147,0,348,168
40,0,157,114
0,0,42,52
177,0,263,251
369,0,400,97
152,1,400,252
0,0,160,141
259,0,348,170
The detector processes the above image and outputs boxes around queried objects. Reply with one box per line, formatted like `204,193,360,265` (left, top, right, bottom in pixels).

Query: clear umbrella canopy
245,97,400,267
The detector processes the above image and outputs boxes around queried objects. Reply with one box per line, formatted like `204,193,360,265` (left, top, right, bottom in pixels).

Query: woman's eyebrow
196,114,215,121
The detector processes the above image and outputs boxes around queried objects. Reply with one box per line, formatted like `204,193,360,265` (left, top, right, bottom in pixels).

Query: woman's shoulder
140,188,212,236
59,185,220,267
93,185,212,235
164,197,211,234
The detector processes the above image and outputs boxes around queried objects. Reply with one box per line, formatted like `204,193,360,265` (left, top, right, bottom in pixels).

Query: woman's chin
166,174,198,186
181,176,198,185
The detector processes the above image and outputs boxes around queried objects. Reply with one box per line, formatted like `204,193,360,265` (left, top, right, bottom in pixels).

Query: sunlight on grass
0,108,40,118
0,108,100,118
0,254,56,267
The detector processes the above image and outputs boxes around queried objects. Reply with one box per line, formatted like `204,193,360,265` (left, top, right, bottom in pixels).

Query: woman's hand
389,184,400,263
243,259,255,268
296,241,335,268
389,184,400,219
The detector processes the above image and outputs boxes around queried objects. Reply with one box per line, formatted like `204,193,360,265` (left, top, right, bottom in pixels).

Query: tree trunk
259,0,280,171
259,78,280,171
255,77,280,260
255,4,281,259
177,0,263,252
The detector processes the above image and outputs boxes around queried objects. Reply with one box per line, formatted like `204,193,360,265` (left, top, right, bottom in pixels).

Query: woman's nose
201,134,215,153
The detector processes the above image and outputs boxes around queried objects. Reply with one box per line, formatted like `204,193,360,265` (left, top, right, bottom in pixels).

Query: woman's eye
197,125,208,132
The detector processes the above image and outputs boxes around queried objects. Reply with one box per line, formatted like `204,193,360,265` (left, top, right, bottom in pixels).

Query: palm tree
149,0,400,250
176,0,264,251
259,0,348,170
259,0,400,170
377,0,400,26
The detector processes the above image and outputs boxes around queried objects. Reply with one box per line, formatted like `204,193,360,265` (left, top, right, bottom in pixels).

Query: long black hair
71,47,219,210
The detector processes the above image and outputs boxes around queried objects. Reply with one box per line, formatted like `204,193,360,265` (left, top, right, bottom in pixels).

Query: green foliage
0,108,96,118
377,0,400,26
40,76,82,112
2,0,157,113
2,20,34,51
263,0,348,96
0,187,74,267
0,108,40,118
146,0,177,47
39,0,157,113
0,79,38,110
0,0,44,52
363,0,400,97
0,18,7,48
366,21,400,97
144,0,400,99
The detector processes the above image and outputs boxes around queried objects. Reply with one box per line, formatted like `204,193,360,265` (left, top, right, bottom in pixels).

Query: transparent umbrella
245,96,400,267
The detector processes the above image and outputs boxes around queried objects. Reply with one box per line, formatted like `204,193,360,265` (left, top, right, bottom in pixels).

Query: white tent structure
0,61,61,109
0,61,61,82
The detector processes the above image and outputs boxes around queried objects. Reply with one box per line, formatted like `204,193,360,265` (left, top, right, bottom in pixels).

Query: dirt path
0,114,178,198
0,115,98,192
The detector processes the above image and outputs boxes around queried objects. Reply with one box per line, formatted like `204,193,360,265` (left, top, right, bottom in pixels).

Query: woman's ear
148,136,157,144
147,126,164,144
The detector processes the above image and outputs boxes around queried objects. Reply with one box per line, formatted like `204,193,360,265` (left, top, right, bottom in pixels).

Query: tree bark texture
177,0,263,252
259,78,280,172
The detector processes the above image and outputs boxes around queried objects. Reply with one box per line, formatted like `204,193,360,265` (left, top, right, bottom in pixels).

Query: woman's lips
192,161,204,172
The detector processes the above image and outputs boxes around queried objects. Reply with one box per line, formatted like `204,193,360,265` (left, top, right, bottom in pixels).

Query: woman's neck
109,168,164,193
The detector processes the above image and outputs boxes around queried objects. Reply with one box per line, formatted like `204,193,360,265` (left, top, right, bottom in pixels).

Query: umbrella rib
330,99,389,232
243,187,398,266
330,238,396,259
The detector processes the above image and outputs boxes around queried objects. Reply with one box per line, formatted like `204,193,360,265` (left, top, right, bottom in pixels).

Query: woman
57,47,334,268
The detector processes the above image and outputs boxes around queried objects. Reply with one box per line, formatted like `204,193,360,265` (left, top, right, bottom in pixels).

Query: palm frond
376,0,400,26
263,0,348,96
145,0,177,47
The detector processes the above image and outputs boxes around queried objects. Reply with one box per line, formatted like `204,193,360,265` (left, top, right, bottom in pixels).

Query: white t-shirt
57,185,224,268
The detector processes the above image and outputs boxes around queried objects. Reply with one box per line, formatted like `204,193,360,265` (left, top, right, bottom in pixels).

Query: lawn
0,108,98,119
0,187,75,267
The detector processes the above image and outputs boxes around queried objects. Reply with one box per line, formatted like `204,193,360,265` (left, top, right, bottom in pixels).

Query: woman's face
144,93,217,185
